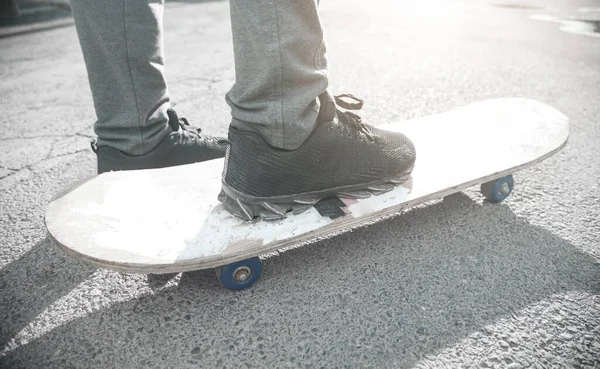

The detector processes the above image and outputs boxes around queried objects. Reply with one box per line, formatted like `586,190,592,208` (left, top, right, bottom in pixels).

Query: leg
70,0,170,155
226,0,329,150
0,0,20,19
71,0,226,173
221,0,416,220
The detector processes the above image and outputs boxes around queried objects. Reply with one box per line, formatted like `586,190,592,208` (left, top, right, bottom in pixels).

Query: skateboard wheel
480,175,514,203
215,257,262,290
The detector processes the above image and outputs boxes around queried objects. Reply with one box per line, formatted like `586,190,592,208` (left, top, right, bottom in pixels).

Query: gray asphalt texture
1,0,600,368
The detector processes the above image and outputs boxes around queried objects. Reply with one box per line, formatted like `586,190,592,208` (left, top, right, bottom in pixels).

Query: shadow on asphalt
2,193,599,367
0,236,95,349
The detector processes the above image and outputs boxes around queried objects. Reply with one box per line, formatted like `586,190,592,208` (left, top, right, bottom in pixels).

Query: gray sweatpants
70,0,329,155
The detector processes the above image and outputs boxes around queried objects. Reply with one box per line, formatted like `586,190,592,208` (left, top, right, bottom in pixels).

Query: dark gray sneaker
0,0,20,20
94,109,228,174
219,93,416,221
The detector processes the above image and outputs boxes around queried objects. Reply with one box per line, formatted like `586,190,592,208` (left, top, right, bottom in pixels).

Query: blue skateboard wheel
215,257,262,290
480,175,514,203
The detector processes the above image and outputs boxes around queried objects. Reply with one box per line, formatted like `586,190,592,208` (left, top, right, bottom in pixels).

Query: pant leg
70,0,171,155
226,0,329,150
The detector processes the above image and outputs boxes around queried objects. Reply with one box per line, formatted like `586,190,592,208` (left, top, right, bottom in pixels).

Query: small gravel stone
566,326,578,333
559,333,573,340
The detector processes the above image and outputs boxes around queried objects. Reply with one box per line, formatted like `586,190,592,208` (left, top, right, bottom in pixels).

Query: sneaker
0,0,20,20
219,93,416,221
94,109,228,174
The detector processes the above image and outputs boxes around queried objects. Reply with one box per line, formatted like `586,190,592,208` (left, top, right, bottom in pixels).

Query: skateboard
45,98,569,290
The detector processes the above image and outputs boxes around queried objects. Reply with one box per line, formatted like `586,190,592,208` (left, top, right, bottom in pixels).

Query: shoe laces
167,109,216,143
333,94,375,142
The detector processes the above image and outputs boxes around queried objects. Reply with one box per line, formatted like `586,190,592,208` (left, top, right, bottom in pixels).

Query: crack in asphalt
38,146,90,168
0,101,89,122
0,126,94,141
0,148,90,182
0,135,66,141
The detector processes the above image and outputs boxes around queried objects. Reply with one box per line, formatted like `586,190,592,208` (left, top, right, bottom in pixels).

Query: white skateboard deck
45,98,569,279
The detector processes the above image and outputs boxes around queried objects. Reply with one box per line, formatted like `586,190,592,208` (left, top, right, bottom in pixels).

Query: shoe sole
219,166,414,221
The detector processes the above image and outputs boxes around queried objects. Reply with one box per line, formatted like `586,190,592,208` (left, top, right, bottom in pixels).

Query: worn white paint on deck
45,98,569,273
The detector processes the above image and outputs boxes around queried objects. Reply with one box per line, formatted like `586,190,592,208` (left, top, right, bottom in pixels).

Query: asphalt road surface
1,0,599,368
